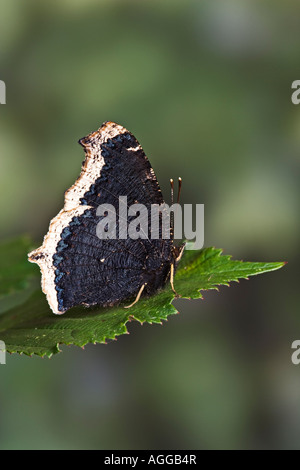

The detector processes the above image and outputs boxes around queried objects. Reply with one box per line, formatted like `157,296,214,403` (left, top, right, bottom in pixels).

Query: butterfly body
28,122,184,314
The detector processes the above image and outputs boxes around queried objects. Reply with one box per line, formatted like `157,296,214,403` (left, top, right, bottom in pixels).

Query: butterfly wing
29,122,175,314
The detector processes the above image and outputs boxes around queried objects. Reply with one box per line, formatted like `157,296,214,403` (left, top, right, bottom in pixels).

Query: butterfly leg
170,263,181,297
124,283,147,309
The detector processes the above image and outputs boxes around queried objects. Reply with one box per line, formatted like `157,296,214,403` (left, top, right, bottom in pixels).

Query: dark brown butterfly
28,122,184,314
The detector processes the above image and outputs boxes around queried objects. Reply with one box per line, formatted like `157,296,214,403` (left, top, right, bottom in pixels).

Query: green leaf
0,236,40,314
0,236,38,296
174,245,286,299
0,239,285,357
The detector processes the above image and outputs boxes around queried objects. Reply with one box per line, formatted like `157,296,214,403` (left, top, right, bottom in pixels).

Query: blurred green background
0,0,299,449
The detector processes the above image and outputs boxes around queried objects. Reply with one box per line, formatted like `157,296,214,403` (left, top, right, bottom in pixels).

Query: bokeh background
0,0,299,449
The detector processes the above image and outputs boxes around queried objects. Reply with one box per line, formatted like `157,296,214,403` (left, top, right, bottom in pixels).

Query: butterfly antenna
177,177,182,204
170,178,174,236
172,177,182,241
170,178,174,205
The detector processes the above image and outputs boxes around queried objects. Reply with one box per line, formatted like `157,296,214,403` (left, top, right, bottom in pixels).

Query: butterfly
28,122,184,314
